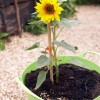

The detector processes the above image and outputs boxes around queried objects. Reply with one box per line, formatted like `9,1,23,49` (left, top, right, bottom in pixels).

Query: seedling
27,0,79,89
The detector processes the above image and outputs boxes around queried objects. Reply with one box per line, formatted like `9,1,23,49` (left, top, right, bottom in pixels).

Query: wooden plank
0,0,11,8
0,17,2,32
2,5,17,34
0,19,2,31
14,0,22,37
0,8,7,32
0,0,35,8
1,1,34,34
19,1,35,26
11,0,33,3
12,0,33,3
0,19,1,24
0,12,2,31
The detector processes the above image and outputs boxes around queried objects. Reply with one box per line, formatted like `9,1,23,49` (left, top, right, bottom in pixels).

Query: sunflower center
45,4,55,14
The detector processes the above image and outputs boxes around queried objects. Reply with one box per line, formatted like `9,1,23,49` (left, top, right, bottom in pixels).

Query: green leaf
58,0,67,3
26,42,40,50
0,33,9,39
53,41,61,47
35,71,47,90
57,18,80,28
29,20,42,25
60,40,76,52
41,51,48,54
70,58,87,68
0,40,5,51
54,40,76,53
32,12,37,15
37,55,51,68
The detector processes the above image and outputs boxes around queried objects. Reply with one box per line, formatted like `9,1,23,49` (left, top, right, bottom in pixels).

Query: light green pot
17,51,100,100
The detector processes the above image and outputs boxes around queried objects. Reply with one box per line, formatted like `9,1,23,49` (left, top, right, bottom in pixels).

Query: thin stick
47,23,54,83
14,0,22,37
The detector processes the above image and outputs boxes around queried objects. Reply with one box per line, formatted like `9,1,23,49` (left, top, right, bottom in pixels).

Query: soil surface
25,64,100,100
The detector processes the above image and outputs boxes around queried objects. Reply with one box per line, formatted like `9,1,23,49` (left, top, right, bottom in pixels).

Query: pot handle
79,51,100,100
79,51,100,58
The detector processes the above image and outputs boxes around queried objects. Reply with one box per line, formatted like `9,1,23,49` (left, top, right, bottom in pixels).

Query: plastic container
17,51,100,100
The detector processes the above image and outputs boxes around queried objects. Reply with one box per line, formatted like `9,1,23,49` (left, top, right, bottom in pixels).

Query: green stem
52,25,59,83
55,27,64,39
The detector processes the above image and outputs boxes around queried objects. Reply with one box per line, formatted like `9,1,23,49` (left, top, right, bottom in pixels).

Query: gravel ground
0,6,100,100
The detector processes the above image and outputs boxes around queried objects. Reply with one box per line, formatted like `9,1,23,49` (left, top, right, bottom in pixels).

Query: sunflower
35,0,63,23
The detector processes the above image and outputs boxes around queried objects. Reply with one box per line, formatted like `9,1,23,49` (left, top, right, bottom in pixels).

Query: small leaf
60,40,76,53
37,55,51,68
70,58,87,68
35,71,47,90
41,51,48,54
0,40,5,51
58,0,67,3
29,20,42,25
53,41,61,47
54,40,76,53
57,18,80,28
32,12,37,15
26,42,40,50
0,33,9,39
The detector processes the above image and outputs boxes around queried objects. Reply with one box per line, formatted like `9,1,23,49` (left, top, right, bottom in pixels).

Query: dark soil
25,64,100,100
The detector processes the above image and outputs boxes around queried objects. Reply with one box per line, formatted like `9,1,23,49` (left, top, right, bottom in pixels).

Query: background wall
0,0,36,35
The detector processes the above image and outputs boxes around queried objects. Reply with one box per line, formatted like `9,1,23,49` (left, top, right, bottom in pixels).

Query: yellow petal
35,0,63,23
55,15,60,21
